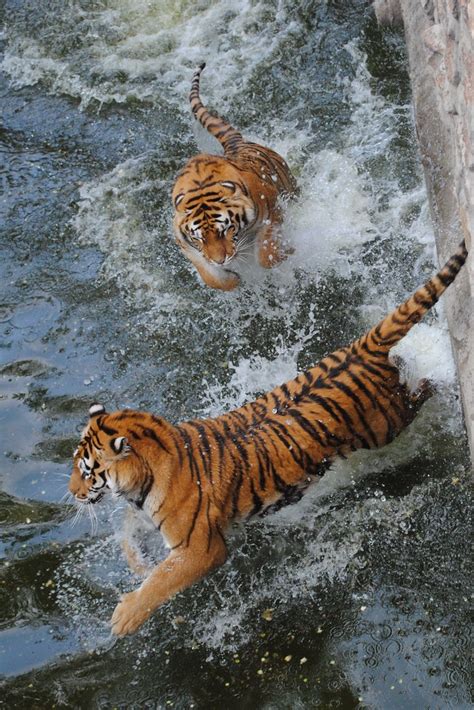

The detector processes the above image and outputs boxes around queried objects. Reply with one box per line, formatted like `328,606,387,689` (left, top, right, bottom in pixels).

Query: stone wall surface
374,0,474,460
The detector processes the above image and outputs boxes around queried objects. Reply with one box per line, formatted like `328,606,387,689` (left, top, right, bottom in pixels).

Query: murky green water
1,1,472,708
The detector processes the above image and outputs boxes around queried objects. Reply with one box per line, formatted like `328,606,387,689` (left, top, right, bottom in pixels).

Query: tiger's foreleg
121,507,153,577
122,539,152,577
111,530,227,636
256,222,292,268
180,243,240,291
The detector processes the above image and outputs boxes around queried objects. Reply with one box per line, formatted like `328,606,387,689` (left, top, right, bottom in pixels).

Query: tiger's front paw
111,590,153,636
258,239,292,268
217,269,240,291
198,267,240,291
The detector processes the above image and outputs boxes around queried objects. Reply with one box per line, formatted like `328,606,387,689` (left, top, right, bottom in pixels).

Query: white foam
281,150,375,274
2,0,304,109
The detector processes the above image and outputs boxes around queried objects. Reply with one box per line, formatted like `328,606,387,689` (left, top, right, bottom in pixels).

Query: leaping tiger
172,63,298,290
68,241,468,635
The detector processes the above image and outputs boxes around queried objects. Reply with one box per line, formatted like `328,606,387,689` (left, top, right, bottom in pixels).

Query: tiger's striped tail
362,240,468,353
189,63,244,154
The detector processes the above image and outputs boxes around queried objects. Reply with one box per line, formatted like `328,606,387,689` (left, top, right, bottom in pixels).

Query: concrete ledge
374,0,474,460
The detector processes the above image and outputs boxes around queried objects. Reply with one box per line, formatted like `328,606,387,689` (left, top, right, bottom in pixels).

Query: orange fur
69,242,467,635
172,63,297,290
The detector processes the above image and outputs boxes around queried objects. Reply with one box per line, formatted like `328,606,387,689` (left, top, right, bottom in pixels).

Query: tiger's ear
89,403,106,418
174,193,185,208
111,436,128,455
220,181,236,192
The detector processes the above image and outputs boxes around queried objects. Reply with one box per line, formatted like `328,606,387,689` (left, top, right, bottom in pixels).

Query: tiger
69,241,468,636
172,63,298,291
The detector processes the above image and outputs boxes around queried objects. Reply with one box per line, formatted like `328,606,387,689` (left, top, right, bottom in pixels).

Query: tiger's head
173,171,256,266
69,404,173,508
69,404,132,504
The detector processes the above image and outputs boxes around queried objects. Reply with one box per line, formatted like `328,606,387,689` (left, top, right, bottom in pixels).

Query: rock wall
374,0,474,460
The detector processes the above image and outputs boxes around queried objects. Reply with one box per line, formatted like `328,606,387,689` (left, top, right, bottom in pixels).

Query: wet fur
69,242,467,635
172,63,297,290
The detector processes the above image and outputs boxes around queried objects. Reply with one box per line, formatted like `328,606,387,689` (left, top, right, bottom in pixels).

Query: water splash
2,0,313,110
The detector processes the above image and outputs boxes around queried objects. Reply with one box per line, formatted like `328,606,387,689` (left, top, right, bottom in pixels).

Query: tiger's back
188,62,296,196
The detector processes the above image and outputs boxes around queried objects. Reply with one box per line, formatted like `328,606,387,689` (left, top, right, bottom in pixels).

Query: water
1,1,472,707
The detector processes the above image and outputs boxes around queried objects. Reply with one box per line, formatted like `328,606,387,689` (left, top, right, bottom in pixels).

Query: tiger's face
173,179,256,266
69,404,130,504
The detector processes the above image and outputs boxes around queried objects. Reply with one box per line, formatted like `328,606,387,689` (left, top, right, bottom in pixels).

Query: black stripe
450,253,464,268
287,408,325,445
177,426,201,482
344,369,379,409
135,473,153,509
327,395,371,449
185,483,203,547
187,422,213,483
205,498,213,553
247,478,263,517
231,459,245,517
98,419,118,437
314,417,344,446
157,515,166,531
305,393,341,423
331,380,379,447
357,367,404,419
413,293,433,308
347,369,398,440
280,383,292,400
273,418,309,463
437,272,451,286
140,427,170,452
360,338,389,359
170,431,184,468
211,426,227,483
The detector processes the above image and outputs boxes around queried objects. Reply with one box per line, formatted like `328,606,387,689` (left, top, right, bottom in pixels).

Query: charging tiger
172,63,298,291
69,241,468,635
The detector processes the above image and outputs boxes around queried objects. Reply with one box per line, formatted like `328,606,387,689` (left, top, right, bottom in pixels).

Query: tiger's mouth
78,490,106,505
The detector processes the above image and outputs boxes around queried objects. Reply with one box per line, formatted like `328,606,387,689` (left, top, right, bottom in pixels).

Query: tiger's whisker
59,491,71,503
71,504,85,528
88,504,98,535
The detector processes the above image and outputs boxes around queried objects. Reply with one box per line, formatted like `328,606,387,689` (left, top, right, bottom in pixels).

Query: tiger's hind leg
387,353,434,427
409,378,435,412
396,377,435,431
389,353,435,414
